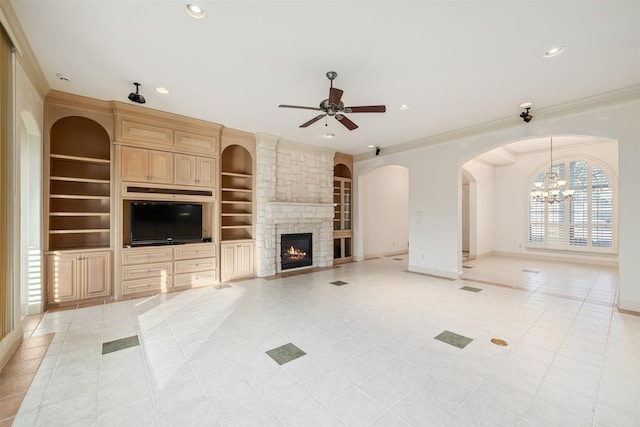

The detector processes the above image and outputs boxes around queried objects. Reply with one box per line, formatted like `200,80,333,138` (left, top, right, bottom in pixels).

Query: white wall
361,165,409,258
355,95,640,310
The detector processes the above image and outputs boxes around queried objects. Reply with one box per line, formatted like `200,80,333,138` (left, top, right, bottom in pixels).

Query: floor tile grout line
516,291,600,425
590,274,620,427
460,275,616,308
126,298,163,427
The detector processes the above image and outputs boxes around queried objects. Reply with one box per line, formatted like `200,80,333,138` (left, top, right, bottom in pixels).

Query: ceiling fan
279,71,386,131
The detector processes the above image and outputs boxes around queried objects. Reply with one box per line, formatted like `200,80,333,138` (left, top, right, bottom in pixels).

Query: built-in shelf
220,142,254,244
50,212,109,216
50,153,110,164
51,176,110,184
49,229,110,234
334,158,353,263
47,115,112,251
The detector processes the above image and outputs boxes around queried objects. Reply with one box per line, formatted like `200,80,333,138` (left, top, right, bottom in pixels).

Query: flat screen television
130,202,202,246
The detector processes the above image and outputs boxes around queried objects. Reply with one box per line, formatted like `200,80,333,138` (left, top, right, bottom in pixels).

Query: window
528,159,615,253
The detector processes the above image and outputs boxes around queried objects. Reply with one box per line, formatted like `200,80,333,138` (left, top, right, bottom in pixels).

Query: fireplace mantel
265,202,334,222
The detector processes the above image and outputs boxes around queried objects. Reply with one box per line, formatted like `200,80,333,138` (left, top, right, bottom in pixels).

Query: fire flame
285,246,307,260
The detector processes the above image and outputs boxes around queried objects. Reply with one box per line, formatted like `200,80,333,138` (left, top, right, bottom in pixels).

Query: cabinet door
174,153,197,186
148,150,173,184
196,157,216,187
236,242,255,277
121,146,149,182
46,253,80,303
82,251,111,298
220,243,237,282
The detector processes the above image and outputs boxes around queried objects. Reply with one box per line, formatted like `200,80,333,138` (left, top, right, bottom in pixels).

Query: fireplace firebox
281,233,312,270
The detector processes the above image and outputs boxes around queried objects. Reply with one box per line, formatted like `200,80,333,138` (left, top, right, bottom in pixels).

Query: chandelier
530,137,575,204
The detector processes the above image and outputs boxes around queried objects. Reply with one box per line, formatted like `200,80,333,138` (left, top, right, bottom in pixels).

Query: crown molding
354,85,640,162
0,2,48,97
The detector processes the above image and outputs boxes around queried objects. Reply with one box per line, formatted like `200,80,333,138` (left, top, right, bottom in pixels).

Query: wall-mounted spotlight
128,82,146,104
519,107,532,123
375,147,381,156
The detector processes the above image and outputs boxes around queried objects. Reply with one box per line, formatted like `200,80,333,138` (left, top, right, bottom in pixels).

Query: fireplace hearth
281,233,312,270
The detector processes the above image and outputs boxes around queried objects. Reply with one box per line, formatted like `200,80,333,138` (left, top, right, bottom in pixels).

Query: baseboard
0,326,23,373
617,299,640,315
491,250,618,267
364,250,408,260
408,265,459,280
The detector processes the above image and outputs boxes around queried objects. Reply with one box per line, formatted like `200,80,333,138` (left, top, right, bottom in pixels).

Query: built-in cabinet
174,154,216,187
219,129,256,280
333,154,353,263
220,241,255,281
120,243,216,296
120,146,173,184
43,92,257,304
121,146,216,188
113,102,222,298
44,93,115,305
46,250,111,303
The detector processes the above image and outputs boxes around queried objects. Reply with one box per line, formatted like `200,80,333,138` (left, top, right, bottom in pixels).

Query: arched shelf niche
220,144,254,241
48,116,111,250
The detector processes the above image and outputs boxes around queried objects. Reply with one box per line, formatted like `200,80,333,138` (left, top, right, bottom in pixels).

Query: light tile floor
11,255,640,426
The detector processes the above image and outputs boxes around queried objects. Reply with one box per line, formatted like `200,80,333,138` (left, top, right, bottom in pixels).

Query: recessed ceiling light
519,102,533,108
399,104,410,110
367,144,375,148
185,3,205,19
543,46,565,58
155,87,170,94
324,133,335,139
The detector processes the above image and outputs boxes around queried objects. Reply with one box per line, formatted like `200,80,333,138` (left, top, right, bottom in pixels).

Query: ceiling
8,1,640,155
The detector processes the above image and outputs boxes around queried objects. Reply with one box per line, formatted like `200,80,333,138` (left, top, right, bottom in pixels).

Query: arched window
528,159,615,253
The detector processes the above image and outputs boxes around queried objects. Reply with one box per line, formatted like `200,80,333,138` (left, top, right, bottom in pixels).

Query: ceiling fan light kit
279,71,386,131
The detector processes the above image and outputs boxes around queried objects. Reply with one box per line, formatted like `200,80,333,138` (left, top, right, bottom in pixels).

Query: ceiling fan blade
345,105,386,113
300,114,326,128
279,104,322,111
335,114,358,130
329,87,343,106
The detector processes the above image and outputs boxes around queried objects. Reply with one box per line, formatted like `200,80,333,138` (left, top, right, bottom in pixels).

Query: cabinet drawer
122,276,173,295
122,247,173,264
122,262,173,280
174,258,216,274
174,244,216,260
174,270,217,288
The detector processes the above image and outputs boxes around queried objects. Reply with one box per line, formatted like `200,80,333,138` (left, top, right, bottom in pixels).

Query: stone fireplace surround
255,135,336,277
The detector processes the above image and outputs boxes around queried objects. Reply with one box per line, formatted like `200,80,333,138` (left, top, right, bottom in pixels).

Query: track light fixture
520,107,532,123
375,147,381,156
128,82,146,104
